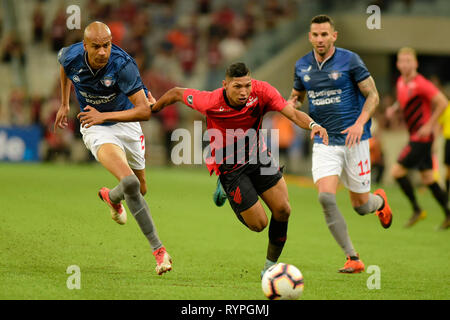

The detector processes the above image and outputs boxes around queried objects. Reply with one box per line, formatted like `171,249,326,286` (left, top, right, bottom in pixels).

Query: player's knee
421,171,435,185
250,222,267,232
318,192,339,219
391,167,399,178
391,164,405,179
318,192,337,209
353,204,369,216
274,202,291,221
121,174,141,195
248,217,268,232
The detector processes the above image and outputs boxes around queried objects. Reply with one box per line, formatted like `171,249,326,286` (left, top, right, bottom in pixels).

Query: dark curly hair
225,62,250,78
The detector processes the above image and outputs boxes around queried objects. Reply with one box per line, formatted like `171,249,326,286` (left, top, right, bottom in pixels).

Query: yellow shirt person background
438,101,450,193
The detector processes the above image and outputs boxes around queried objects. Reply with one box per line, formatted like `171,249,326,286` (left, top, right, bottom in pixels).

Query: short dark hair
311,14,335,29
225,62,250,78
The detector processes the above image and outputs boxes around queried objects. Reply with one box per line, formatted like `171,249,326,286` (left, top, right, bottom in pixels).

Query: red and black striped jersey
182,79,287,175
396,74,439,142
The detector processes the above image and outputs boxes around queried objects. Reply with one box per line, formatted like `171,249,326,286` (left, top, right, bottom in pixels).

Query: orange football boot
374,189,393,229
338,254,365,273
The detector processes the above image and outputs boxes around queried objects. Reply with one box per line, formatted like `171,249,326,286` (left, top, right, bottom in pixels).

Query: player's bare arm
341,76,379,148
281,96,329,145
152,87,186,113
54,65,72,131
77,89,152,128
417,91,449,138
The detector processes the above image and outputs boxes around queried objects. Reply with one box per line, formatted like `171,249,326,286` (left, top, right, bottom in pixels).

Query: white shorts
80,122,146,170
312,140,371,193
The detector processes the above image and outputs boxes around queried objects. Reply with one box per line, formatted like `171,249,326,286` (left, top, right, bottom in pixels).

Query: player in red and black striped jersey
152,62,328,275
387,47,449,229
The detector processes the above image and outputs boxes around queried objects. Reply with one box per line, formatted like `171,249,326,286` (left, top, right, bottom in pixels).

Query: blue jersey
293,47,371,145
58,42,147,125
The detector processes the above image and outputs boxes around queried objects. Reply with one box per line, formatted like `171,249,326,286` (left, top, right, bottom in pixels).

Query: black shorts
219,161,283,216
397,141,433,171
445,139,450,165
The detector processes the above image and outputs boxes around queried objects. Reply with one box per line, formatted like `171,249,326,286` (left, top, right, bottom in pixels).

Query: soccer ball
261,263,304,300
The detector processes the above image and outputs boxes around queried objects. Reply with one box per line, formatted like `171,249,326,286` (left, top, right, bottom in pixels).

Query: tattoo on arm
358,76,379,117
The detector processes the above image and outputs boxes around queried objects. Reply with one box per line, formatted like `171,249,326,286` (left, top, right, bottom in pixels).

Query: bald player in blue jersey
290,15,393,273
54,21,172,275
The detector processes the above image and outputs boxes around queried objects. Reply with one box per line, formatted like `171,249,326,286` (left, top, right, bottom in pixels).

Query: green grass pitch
0,163,449,300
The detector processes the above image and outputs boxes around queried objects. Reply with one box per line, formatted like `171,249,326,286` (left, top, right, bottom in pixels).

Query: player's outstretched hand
341,122,364,148
77,105,105,128
54,105,70,132
311,125,329,145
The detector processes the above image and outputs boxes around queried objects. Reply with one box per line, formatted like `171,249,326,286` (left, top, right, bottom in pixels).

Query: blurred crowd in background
1,0,302,163
0,0,449,182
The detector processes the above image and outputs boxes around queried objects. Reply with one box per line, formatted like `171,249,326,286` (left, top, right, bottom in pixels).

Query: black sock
446,179,450,194
396,176,421,212
267,216,288,262
427,182,450,217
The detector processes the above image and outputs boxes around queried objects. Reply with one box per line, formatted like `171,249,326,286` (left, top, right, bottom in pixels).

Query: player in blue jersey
290,15,393,273
54,21,172,275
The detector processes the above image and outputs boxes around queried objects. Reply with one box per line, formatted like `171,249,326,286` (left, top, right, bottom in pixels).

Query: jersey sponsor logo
246,96,259,107
79,91,117,105
187,95,194,105
73,75,80,83
308,89,342,106
307,89,342,99
312,96,341,105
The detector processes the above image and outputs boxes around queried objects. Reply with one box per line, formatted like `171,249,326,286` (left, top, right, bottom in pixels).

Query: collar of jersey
84,51,107,77
222,89,246,111
312,46,336,71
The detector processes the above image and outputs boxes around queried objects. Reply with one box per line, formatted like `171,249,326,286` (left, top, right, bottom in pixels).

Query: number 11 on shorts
358,159,371,176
